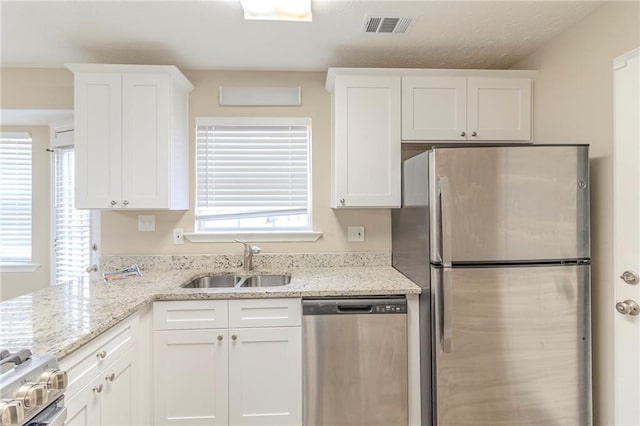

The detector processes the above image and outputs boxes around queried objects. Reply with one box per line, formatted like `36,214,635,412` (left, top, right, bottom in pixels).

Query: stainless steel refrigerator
392,145,592,426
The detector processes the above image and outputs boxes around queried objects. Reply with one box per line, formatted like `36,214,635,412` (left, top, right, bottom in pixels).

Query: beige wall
513,2,640,425
0,126,51,300
101,70,391,254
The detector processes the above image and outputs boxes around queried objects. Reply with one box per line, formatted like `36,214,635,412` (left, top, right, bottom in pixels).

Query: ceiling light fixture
240,0,312,22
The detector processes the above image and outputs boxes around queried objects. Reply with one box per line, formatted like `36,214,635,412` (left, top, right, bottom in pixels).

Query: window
194,117,315,239
53,146,93,284
0,132,32,264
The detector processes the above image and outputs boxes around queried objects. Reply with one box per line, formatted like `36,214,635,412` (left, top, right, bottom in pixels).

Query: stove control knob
0,400,24,425
40,369,68,391
15,383,48,409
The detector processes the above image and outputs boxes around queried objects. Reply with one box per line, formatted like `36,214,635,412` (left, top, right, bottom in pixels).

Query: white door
153,329,229,426
121,73,170,209
333,75,401,208
101,350,135,426
52,144,99,283
401,76,467,141
613,47,640,426
74,72,122,208
467,77,531,141
228,327,302,426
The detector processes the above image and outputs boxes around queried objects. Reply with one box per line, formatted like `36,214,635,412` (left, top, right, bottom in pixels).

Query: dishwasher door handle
336,304,373,313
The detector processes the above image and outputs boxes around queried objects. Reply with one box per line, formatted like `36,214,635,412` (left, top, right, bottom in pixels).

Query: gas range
0,348,67,425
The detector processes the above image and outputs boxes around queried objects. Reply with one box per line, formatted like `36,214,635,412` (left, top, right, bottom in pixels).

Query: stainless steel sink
237,274,291,287
181,274,291,289
181,275,239,288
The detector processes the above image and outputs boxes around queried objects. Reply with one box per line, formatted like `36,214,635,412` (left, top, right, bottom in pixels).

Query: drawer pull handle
217,335,223,341
92,384,103,393
96,351,107,360
105,373,115,382
231,334,238,341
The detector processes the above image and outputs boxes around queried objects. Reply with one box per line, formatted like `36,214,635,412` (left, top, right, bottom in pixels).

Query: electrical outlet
348,226,365,242
173,228,184,245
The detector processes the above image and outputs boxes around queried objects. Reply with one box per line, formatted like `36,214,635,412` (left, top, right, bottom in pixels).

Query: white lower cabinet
228,327,302,426
153,299,302,426
153,329,229,426
65,348,136,426
62,314,141,426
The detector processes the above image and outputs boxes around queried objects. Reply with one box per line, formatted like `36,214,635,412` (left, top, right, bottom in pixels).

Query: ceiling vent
363,16,414,34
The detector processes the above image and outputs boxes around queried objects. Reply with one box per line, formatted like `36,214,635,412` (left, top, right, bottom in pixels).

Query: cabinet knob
231,334,238,341
123,200,130,206
460,132,466,137
471,131,478,137
110,200,117,206
105,373,115,382
339,198,345,205
217,335,223,341
92,384,103,394
96,350,107,360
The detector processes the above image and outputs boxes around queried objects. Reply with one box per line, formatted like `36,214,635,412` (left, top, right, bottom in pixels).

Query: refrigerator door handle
440,177,453,268
442,267,453,353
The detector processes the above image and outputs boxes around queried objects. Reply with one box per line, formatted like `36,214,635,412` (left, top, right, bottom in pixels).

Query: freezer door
432,265,592,426
430,145,590,263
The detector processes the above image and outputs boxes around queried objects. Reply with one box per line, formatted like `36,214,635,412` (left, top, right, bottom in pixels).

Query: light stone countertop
0,266,420,360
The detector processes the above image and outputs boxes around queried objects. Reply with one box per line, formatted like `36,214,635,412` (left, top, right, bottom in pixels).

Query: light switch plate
138,215,156,232
348,226,365,242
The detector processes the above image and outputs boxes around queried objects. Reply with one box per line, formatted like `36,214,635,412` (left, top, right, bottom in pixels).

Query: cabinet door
228,327,302,426
402,76,467,141
333,76,401,208
467,77,532,141
65,377,101,426
101,350,136,426
153,329,229,426
121,73,171,208
74,73,122,208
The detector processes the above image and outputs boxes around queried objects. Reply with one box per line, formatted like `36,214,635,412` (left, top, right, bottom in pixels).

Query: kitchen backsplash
100,251,391,272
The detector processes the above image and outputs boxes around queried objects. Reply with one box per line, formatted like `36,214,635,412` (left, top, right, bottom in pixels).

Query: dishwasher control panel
302,297,407,315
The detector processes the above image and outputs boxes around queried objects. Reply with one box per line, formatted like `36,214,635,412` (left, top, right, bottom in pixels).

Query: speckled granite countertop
0,266,420,360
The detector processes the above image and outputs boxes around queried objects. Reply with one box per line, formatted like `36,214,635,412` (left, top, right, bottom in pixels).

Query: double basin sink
181,273,291,289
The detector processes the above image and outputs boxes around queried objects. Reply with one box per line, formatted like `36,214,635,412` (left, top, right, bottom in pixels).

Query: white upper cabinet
402,76,467,141
326,68,534,208
330,75,401,208
68,64,193,210
402,75,532,142
467,77,531,141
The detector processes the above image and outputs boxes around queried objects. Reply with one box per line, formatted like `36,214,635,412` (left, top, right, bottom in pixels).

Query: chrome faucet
234,239,261,272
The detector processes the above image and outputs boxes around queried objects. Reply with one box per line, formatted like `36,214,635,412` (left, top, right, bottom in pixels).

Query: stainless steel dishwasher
302,296,408,426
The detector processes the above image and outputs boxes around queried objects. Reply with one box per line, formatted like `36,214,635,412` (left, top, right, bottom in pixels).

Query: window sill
0,262,41,273
184,231,323,243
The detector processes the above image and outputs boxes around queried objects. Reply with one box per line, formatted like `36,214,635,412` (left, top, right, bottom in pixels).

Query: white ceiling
1,1,603,71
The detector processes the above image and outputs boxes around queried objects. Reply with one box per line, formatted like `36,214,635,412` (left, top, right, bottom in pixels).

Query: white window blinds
0,132,32,263
53,147,92,284
195,118,311,231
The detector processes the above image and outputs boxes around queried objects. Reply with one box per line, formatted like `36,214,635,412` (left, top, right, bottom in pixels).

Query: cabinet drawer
61,314,137,399
153,300,228,330
229,298,301,328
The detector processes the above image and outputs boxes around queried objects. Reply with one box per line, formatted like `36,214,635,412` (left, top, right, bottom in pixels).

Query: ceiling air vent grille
364,16,413,34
